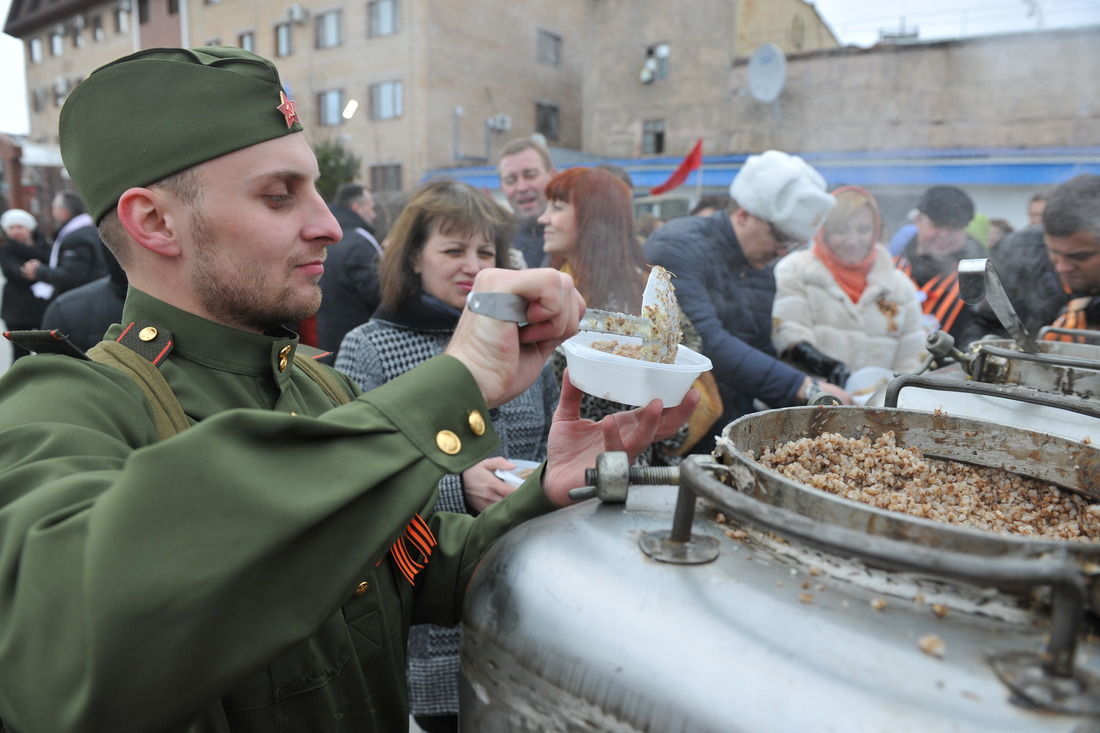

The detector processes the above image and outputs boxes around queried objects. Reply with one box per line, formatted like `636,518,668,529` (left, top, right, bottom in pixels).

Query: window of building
115,5,129,33
644,43,670,81
371,164,402,192
72,20,87,47
368,0,398,37
168,0,179,15
28,37,43,64
92,15,104,42
315,10,342,49
369,80,402,119
642,119,665,154
31,87,47,112
535,102,559,141
137,0,149,24
238,31,255,52
275,23,293,57
318,89,344,126
53,78,71,107
49,30,64,57
71,17,86,48
537,29,560,66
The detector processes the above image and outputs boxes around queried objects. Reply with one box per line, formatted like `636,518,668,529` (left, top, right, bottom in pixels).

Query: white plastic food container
844,366,894,406
560,332,713,407
493,459,542,488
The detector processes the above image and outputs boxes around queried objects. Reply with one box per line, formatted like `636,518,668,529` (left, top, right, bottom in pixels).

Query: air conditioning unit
53,23,67,37
287,4,309,25
118,0,131,11
72,15,86,30
486,114,512,132
54,77,69,95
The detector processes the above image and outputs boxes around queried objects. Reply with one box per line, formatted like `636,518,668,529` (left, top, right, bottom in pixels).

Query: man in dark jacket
328,182,376,236
40,250,128,351
20,190,107,304
894,185,987,346
967,225,1066,341
645,150,848,454
317,183,384,360
1033,175,1100,338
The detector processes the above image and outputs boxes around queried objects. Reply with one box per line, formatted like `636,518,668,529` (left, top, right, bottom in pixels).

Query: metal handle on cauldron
1040,325,1100,345
958,258,1040,354
682,458,1096,713
970,342,1100,374
883,372,1100,421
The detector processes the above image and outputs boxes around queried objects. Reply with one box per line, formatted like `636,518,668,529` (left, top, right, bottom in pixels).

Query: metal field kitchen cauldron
458,405,1100,732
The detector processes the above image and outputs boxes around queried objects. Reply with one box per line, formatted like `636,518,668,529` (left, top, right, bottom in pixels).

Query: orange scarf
813,240,877,303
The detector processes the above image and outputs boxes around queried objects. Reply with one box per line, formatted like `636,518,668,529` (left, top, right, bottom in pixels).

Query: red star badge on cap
278,91,299,128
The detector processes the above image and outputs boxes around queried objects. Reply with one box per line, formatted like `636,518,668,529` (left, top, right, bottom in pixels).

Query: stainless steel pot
459,405,1100,731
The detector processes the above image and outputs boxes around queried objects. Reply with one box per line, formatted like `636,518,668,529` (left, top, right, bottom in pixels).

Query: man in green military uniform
0,47,696,732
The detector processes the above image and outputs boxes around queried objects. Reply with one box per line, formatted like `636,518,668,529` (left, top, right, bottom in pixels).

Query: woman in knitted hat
0,208,51,360
772,186,926,397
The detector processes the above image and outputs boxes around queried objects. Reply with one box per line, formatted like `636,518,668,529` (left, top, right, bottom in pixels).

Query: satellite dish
747,43,787,104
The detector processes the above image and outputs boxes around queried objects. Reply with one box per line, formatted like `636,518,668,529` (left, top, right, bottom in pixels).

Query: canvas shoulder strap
87,340,191,440
88,320,189,440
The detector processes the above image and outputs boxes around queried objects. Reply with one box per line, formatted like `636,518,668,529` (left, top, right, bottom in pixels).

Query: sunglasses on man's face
767,220,802,248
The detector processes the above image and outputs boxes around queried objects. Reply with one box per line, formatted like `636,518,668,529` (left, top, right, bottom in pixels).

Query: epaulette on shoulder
4,329,91,360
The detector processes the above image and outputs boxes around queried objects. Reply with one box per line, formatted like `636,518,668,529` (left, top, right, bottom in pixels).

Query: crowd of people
1,43,1099,732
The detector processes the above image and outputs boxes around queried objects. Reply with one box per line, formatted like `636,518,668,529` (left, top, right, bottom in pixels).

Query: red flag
649,139,703,195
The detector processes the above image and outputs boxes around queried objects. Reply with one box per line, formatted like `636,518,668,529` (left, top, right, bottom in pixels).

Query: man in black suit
20,189,107,305
316,183,384,361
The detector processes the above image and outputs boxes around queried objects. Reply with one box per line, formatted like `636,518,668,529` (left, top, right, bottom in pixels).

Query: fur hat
729,150,835,242
916,185,975,228
1,209,37,234
59,47,304,224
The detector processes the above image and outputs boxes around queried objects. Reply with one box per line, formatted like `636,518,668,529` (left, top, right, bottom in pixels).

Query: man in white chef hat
644,149,849,454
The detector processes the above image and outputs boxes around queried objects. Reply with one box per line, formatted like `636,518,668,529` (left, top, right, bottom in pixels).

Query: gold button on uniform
468,410,486,436
436,430,461,455
278,345,292,373
139,326,158,342
354,581,370,596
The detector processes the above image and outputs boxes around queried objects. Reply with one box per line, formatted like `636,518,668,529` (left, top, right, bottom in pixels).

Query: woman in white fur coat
772,185,925,384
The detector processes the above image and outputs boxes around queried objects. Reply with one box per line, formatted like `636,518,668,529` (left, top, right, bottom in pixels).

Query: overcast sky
1,0,1099,136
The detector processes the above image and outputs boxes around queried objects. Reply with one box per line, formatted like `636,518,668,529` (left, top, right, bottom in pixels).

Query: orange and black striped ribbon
1044,297,1093,343
387,513,438,585
897,260,965,334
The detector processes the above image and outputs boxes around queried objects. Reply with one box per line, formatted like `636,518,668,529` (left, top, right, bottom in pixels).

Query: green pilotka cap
59,46,304,224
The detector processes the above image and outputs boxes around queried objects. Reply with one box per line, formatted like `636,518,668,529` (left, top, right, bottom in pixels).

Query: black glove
786,342,851,388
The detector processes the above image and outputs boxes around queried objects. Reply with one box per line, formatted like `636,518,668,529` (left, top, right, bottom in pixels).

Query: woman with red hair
541,166,649,310
539,166,704,462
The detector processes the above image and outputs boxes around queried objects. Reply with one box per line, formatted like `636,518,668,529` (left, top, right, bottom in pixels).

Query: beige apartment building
4,0,588,194
3,0,837,214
